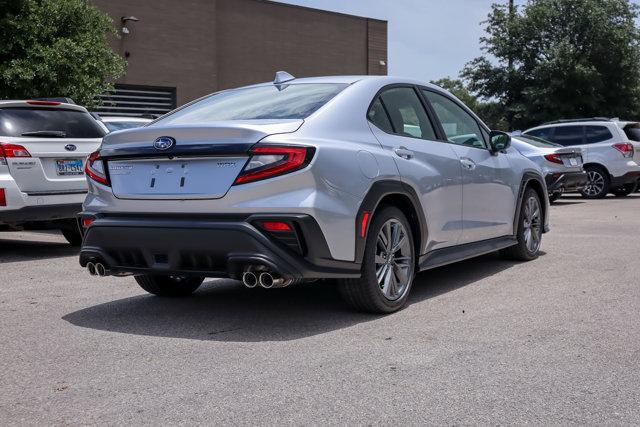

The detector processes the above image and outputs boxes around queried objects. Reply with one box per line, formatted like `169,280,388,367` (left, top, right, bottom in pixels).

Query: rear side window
367,98,393,133
549,126,585,146
585,126,613,143
378,87,437,140
623,123,640,142
157,83,347,124
0,108,105,138
524,127,554,141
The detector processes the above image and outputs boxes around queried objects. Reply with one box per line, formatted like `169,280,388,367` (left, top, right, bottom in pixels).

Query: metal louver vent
94,84,176,117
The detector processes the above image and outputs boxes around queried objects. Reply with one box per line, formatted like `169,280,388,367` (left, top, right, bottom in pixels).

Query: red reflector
544,153,563,164
82,217,94,227
361,211,370,238
26,100,61,106
0,188,6,207
261,221,292,232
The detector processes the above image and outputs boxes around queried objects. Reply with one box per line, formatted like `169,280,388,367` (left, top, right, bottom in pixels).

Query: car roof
235,75,443,91
0,100,87,112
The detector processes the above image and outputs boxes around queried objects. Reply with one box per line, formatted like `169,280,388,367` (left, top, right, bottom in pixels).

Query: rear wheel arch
514,173,547,235
583,162,610,177
356,180,427,264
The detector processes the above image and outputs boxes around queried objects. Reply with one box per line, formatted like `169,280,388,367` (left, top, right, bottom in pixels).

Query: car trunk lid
101,120,303,200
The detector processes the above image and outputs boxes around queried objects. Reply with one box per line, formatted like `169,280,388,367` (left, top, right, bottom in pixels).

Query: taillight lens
0,188,6,206
85,151,109,186
544,153,564,164
0,143,31,159
613,143,634,158
234,145,315,185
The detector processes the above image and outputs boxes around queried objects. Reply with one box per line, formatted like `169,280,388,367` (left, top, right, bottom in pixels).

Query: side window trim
419,87,490,151
377,96,397,134
366,84,440,142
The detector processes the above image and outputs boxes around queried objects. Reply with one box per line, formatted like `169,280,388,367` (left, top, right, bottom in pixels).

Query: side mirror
489,131,511,153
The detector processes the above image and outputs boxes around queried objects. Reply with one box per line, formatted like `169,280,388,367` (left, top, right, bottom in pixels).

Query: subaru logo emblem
64,144,77,152
154,136,175,150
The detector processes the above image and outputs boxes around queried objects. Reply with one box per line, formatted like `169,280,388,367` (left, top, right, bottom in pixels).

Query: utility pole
508,0,515,70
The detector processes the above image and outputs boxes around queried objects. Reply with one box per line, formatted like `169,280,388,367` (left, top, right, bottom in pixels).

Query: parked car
0,100,105,244
79,73,549,313
511,135,587,202
523,118,640,198
99,116,152,133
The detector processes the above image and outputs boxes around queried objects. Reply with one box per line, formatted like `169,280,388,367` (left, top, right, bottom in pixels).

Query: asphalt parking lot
1,195,639,424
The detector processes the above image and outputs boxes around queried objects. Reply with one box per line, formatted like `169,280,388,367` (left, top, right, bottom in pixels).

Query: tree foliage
431,77,509,130
0,0,125,107
461,0,640,130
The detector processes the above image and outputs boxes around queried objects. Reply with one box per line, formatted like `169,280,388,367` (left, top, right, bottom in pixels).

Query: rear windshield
623,123,640,142
0,108,106,138
104,121,147,132
156,83,348,125
515,135,561,147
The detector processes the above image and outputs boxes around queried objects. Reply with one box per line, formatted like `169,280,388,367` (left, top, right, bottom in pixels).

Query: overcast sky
274,0,640,82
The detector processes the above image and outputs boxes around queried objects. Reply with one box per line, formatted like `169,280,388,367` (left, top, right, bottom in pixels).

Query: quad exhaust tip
86,261,107,277
259,272,276,289
86,262,97,276
242,271,258,288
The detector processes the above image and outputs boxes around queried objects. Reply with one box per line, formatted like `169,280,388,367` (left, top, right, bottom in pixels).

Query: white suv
0,100,105,244
523,119,640,198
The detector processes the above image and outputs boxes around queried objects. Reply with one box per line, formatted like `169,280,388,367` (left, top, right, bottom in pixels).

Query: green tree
431,77,509,130
462,0,640,130
0,0,125,107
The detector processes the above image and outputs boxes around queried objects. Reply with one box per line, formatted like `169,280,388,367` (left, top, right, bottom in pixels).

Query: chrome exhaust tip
258,272,292,289
86,262,97,276
95,263,107,277
259,272,275,289
242,271,258,288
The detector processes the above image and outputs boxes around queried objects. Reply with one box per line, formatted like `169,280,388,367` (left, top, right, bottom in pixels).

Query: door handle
394,147,414,160
460,157,476,170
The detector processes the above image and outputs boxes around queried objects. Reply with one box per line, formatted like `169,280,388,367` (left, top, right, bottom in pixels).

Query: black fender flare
515,172,548,234
355,180,428,263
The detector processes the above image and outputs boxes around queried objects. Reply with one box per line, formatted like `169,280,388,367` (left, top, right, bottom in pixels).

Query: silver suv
523,119,640,198
79,74,550,313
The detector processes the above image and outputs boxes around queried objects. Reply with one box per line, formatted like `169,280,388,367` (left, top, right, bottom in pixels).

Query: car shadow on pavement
63,253,524,342
0,237,78,263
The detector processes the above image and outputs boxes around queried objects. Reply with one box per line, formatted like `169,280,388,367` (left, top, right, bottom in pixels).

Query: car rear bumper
610,172,640,187
0,203,83,222
545,171,588,193
78,214,361,280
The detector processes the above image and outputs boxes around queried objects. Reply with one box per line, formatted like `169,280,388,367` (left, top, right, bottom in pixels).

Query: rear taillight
85,151,109,186
0,143,31,160
613,143,634,158
234,145,315,185
544,153,564,164
0,188,6,206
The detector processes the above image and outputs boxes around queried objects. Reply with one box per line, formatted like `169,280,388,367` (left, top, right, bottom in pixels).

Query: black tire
61,227,83,246
581,166,610,199
502,188,543,261
548,192,561,203
338,206,416,314
134,275,204,297
611,182,638,197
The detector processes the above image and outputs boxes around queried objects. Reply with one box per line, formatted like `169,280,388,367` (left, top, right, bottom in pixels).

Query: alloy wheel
522,196,542,253
375,219,413,301
584,170,605,197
